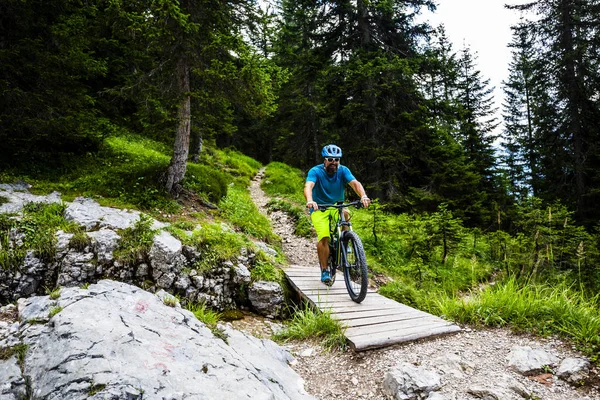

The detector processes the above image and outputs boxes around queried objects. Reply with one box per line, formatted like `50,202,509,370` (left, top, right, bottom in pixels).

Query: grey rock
507,345,559,376
427,393,453,400
382,362,442,400
0,355,26,400
0,188,61,214
14,280,312,400
88,228,120,264
557,357,591,384
255,241,278,257
248,281,285,319
17,296,52,323
467,375,529,400
233,263,252,285
55,230,74,259
64,197,166,231
149,230,183,266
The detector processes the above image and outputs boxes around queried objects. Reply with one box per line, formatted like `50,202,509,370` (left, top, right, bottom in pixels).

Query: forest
1,0,599,357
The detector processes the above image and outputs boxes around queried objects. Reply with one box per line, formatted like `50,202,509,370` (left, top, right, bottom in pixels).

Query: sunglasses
326,157,340,162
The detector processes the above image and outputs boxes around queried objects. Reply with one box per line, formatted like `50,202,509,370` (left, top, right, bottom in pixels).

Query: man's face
324,157,340,175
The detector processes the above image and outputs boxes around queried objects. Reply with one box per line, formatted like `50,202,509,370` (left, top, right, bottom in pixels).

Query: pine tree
454,46,502,225
501,21,540,200
507,0,600,225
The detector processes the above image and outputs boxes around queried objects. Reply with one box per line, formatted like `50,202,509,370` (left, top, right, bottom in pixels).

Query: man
304,144,370,284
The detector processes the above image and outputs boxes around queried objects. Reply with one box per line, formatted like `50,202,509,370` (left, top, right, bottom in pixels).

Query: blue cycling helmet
321,144,342,158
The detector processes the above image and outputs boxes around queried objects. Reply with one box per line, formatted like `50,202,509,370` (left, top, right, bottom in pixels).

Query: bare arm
304,181,318,210
349,180,370,208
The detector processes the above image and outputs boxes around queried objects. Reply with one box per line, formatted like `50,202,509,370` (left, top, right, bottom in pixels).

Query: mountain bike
317,201,369,303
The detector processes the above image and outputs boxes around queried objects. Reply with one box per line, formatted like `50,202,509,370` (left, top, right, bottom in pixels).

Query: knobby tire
342,231,368,303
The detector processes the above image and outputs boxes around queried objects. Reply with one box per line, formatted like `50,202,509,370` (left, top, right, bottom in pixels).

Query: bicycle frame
316,200,369,302
318,201,362,272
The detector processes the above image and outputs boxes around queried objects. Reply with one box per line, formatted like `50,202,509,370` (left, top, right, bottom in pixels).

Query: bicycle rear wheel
342,231,368,303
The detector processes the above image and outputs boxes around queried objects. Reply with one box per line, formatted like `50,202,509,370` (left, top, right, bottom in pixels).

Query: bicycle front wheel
342,231,368,303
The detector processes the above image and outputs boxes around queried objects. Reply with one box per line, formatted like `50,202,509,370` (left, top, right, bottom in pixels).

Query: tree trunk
191,130,203,163
559,0,585,213
163,56,191,196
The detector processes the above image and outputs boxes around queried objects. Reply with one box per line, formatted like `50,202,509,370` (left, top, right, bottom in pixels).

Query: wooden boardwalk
284,265,461,351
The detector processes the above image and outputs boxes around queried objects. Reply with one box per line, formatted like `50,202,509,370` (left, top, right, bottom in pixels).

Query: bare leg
317,237,329,271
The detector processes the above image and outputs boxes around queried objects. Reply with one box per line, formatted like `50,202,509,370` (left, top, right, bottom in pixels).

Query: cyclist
304,144,370,284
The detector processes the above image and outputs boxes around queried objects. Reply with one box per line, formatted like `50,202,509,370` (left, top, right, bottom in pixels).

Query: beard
326,164,338,175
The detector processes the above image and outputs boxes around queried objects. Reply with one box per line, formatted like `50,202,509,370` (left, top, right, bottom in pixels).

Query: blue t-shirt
306,164,356,205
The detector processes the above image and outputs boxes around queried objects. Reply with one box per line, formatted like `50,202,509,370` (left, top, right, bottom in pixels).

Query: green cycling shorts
311,208,350,241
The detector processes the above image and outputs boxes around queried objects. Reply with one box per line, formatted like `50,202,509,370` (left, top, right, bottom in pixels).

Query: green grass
0,343,28,362
250,259,284,283
432,277,600,362
219,185,279,243
262,162,306,203
1,133,245,213
190,222,254,271
0,202,82,270
274,305,347,351
113,214,158,265
185,301,227,342
49,305,63,318
46,286,61,300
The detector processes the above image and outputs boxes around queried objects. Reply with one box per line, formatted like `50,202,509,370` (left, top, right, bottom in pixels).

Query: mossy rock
220,309,245,321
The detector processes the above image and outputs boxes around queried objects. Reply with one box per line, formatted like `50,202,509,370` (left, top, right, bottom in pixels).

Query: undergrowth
274,304,347,351
432,277,600,362
0,202,81,270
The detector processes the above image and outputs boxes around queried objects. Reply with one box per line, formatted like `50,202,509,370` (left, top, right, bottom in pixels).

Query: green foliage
0,202,79,270
114,214,157,265
262,162,306,203
250,260,283,283
89,384,106,396
49,305,63,318
185,301,227,342
378,279,422,308
434,277,600,362
0,196,8,206
219,186,279,243
274,305,347,351
46,286,61,300
184,163,230,204
186,301,222,327
0,343,28,363
190,223,253,271
68,231,91,252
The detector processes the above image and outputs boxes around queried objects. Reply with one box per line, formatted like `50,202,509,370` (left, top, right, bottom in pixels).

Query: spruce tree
454,46,502,225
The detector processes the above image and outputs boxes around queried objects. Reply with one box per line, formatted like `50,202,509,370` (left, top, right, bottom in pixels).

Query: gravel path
244,169,600,400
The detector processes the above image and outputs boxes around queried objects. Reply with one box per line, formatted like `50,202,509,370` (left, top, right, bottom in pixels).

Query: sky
417,0,531,127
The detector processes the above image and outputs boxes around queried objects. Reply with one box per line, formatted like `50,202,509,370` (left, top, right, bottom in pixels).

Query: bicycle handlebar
316,200,364,210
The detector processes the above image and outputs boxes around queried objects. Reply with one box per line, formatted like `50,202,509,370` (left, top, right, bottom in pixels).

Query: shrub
114,214,157,265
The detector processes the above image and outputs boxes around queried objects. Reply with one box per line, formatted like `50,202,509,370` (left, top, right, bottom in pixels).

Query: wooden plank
340,314,445,329
340,308,432,321
346,319,454,338
333,309,433,323
332,306,428,319
349,324,462,351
